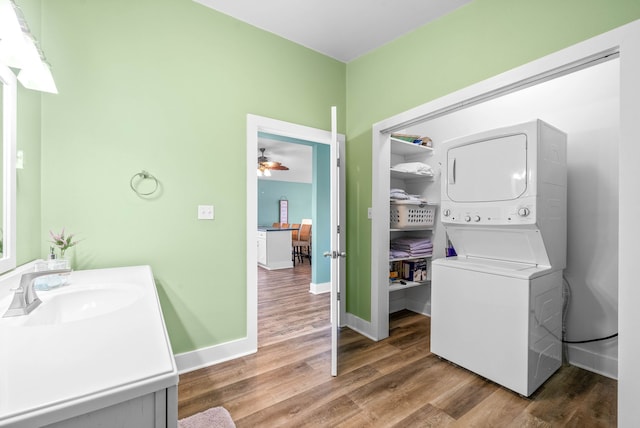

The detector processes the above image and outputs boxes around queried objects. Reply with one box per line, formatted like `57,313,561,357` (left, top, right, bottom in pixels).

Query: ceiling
257,139,313,183
194,0,473,62
224,0,473,181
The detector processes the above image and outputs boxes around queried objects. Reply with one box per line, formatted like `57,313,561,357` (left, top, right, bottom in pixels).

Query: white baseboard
343,312,377,341
389,298,407,314
567,343,618,380
309,281,330,294
174,337,256,374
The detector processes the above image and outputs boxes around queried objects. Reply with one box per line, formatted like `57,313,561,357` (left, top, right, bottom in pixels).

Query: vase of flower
50,228,79,260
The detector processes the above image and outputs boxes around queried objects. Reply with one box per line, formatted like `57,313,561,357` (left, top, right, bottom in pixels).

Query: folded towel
391,162,434,176
391,237,433,248
390,189,426,202
390,249,411,258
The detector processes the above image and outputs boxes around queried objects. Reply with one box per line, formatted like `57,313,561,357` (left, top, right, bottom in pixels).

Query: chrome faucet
2,269,72,318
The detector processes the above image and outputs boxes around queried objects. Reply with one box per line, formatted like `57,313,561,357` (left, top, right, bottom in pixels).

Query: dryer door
446,133,527,202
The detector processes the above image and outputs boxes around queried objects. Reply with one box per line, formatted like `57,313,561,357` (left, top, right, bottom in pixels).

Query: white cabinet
257,231,267,265
257,229,293,270
43,387,177,428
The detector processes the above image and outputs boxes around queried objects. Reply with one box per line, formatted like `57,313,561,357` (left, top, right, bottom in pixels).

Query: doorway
256,135,329,347
246,113,346,374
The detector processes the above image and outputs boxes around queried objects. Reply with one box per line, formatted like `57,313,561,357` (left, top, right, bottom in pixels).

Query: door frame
370,20,639,423
246,114,346,354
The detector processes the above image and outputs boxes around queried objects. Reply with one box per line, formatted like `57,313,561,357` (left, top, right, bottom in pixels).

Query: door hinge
337,292,341,301
337,158,341,167
337,225,341,234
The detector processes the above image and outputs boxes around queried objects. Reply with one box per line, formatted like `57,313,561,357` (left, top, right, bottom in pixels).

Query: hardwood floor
178,263,617,427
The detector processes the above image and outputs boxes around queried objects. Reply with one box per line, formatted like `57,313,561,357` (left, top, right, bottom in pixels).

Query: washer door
446,133,527,202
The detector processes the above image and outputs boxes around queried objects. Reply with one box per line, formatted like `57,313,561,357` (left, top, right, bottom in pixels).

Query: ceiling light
17,59,58,93
0,0,58,93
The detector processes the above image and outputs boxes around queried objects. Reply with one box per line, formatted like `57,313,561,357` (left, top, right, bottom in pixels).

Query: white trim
309,281,330,294
343,313,376,341
0,65,17,275
174,337,255,374
618,20,640,428
258,261,293,270
567,344,618,380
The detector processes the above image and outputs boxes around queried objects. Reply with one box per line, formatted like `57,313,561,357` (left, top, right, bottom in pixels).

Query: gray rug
178,406,236,428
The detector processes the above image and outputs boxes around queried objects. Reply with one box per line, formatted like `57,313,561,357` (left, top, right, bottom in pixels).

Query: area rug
178,406,236,428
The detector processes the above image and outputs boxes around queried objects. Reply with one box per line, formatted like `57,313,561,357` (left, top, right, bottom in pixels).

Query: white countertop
0,265,178,427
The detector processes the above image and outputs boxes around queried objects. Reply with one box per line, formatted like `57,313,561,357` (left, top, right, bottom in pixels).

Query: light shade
0,0,37,69
17,60,58,94
0,0,22,45
0,0,58,93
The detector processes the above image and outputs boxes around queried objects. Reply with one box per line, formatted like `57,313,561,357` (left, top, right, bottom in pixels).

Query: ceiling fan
257,148,289,176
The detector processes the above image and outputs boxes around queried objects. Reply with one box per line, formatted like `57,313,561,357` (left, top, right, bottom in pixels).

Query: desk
257,228,295,270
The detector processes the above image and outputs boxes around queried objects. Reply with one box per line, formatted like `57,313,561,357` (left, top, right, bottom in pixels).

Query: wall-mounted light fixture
0,0,58,93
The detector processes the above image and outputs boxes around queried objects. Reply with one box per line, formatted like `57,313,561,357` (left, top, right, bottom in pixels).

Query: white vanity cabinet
0,265,179,428
43,387,177,428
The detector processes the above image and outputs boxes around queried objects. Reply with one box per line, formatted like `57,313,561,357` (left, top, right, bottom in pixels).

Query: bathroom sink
1,283,144,327
0,265,177,428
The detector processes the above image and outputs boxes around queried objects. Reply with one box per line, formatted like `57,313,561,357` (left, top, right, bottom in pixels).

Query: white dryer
431,119,567,397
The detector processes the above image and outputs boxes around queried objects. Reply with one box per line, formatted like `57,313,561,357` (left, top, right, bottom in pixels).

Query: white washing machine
431,119,567,397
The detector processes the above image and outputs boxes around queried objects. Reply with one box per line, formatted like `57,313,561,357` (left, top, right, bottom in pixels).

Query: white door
446,134,528,202
327,106,345,376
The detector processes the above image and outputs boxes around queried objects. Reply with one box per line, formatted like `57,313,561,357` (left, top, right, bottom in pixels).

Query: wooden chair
292,224,312,264
290,224,301,241
290,224,301,265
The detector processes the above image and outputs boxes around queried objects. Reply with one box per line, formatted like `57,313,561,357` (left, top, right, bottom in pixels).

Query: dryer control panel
440,203,536,226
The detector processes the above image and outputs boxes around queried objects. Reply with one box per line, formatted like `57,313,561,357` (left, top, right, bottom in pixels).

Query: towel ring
130,170,159,196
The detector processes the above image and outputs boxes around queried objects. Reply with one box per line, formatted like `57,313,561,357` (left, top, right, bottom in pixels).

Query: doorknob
323,251,347,259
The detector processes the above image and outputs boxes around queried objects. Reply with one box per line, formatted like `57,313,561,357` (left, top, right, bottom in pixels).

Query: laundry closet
370,58,620,382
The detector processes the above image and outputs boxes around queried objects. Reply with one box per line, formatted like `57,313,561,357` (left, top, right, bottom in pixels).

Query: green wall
344,0,640,320
16,0,640,356
37,0,345,354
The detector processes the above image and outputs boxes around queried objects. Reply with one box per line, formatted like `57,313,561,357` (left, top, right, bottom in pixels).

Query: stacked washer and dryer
431,119,567,397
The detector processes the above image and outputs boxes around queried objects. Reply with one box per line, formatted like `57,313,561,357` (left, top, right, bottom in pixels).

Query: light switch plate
16,150,24,169
198,205,214,220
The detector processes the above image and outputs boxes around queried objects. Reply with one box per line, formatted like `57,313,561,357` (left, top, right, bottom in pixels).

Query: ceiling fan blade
257,149,289,171
260,161,282,168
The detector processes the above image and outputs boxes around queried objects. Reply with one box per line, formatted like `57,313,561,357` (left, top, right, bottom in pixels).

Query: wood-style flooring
178,262,617,427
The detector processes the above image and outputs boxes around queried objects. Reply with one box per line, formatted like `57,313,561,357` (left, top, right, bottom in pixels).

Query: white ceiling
257,139,313,183
194,0,473,62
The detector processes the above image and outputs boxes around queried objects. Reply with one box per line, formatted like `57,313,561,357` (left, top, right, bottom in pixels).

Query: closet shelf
390,255,432,262
389,280,430,292
390,169,435,181
390,227,434,232
390,137,434,155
